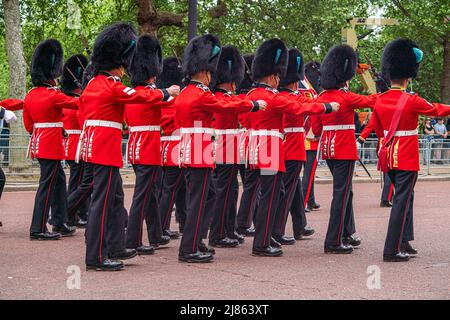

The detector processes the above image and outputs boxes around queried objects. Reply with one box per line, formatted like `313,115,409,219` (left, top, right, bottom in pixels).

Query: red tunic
317,88,377,160
213,90,249,164
366,88,450,171
160,107,181,167
246,84,328,172
175,81,255,168
62,105,82,161
23,86,78,160
298,78,320,152
237,93,252,163
280,89,326,162
78,74,167,168
125,84,174,166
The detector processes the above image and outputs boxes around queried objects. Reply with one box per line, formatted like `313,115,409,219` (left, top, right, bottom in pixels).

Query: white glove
3,109,17,123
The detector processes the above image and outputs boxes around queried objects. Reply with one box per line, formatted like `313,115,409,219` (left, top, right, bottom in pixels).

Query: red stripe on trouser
396,172,416,252
336,163,353,245
263,174,279,247
388,184,394,201
219,166,236,237
192,171,209,252
162,170,183,229
99,168,113,263
137,169,156,246
304,158,317,208
41,162,59,232
280,166,301,234
246,179,261,227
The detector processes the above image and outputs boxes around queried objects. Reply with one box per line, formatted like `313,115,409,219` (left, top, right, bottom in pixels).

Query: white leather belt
34,122,63,129
161,135,181,142
129,125,161,133
284,127,305,134
384,129,418,137
85,120,122,130
181,127,215,135
322,124,355,131
215,129,240,135
250,129,284,140
65,130,82,135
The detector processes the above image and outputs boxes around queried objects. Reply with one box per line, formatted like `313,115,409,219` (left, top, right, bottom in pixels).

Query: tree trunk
136,0,184,37
441,36,450,104
3,0,29,172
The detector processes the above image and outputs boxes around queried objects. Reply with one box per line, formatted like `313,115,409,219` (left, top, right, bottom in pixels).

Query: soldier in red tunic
316,44,378,254
158,57,186,239
364,39,450,262
302,61,322,213
175,34,265,263
0,98,22,226
272,49,334,244
247,39,337,257
24,39,78,240
208,45,248,248
80,23,179,271
236,53,259,237
60,54,89,228
124,35,172,255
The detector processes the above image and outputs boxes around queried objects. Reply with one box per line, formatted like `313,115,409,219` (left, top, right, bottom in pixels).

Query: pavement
0,181,449,300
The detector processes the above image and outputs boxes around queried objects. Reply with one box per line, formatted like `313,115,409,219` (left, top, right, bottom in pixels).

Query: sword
358,157,372,179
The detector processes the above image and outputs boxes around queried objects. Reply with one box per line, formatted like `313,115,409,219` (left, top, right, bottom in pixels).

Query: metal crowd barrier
1,130,450,177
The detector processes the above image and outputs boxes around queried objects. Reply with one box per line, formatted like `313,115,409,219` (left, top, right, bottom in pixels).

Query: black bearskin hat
252,38,288,80
305,60,321,92
91,23,137,71
182,34,221,77
381,38,422,80
213,45,245,87
60,54,88,94
279,48,305,87
30,39,64,87
129,35,163,86
237,53,255,93
375,73,391,93
156,57,183,88
320,44,357,90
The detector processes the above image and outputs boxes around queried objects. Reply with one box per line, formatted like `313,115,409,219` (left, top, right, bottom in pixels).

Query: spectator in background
422,118,435,165
433,118,448,164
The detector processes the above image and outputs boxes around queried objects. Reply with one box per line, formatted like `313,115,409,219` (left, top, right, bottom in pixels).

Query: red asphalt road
0,181,449,300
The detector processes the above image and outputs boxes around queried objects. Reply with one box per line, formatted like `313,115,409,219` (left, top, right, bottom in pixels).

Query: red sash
377,93,410,172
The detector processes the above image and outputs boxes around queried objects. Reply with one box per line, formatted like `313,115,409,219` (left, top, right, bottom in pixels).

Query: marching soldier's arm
0,98,24,111
53,90,79,110
269,94,332,115
358,110,382,143
112,82,169,105
199,90,260,113
22,105,34,134
347,92,378,110
411,95,450,117
295,94,334,116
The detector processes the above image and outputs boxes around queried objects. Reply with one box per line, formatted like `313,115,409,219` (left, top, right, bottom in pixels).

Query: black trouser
0,166,5,200
160,166,185,231
237,168,260,230
253,171,283,249
175,176,187,230
302,150,318,207
384,170,417,255
201,175,216,240
67,162,93,221
324,160,356,247
290,178,308,234
126,165,162,249
381,172,394,202
30,159,68,233
273,161,303,237
85,165,126,265
67,160,89,221
209,164,239,241
180,167,212,254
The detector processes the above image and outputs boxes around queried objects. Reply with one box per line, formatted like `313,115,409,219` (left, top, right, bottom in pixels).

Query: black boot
270,237,282,248
199,241,216,255
86,259,124,271
228,232,245,244
294,226,315,240
52,224,76,237
237,226,255,237
272,235,296,245
324,244,353,254
109,248,138,260
343,234,361,247
163,229,180,239
178,251,214,263
135,245,155,255
252,246,283,257
383,252,410,262
209,237,239,248
30,231,61,241
150,235,171,249
401,241,418,255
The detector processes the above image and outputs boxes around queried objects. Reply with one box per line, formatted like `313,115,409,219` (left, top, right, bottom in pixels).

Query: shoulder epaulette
266,87,278,94
196,84,210,92
339,87,349,93
47,86,59,91
107,76,121,83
